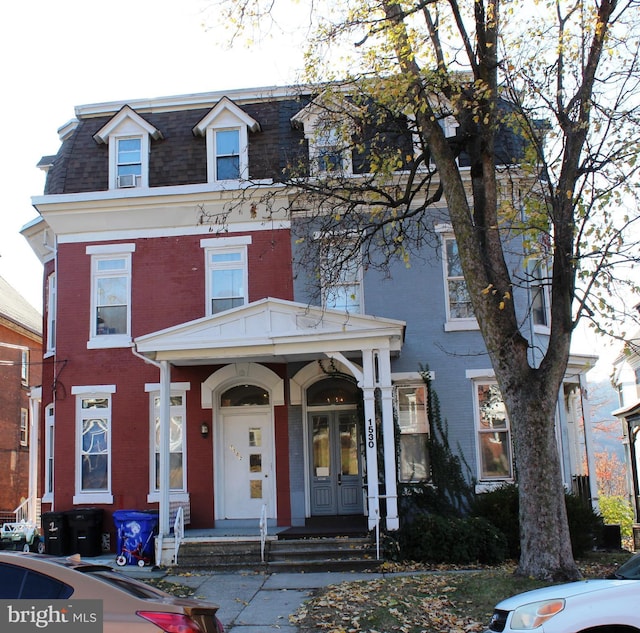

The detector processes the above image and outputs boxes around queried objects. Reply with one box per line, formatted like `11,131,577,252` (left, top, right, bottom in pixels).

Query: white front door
220,410,275,519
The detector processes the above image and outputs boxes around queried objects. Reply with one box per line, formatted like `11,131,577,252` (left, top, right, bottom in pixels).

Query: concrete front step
173,535,381,571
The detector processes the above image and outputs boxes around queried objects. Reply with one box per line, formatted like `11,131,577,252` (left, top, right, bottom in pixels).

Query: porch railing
369,494,397,560
259,504,268,563
173,506,185,565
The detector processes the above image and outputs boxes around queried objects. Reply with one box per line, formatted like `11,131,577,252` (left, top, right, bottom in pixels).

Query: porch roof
134,297,406,365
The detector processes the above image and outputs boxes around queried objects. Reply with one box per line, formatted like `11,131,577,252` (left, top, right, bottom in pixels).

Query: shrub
469,484,520,559
470,485,604,559
598,495,634,539
397,513,507,565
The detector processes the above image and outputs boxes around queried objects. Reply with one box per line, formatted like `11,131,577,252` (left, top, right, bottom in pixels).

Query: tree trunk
501,369,581,580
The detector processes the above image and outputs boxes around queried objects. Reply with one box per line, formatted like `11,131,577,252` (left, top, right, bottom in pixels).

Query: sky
0,0,305,312
0,0,626,379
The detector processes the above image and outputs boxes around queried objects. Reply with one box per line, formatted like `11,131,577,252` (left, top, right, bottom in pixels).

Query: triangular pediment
192,96,261,136
134,297,405,362
93,105,163,144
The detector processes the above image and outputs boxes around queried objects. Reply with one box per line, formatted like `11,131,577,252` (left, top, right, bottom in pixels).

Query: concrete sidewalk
163,569,383,632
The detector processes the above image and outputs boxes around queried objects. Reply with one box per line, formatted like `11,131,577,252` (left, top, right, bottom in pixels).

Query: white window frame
115,136,143,188
291,95,356,177
93,105,161,190
46,273,56,355
201,236,251,316
214,128,241,181
87,244,135,349
469,375,514,488
72,385,115,505
21,350,28,385
318,234,364,314
43,403,55,503
20,408,28,447
440,232,478,331
146,383,190,503
394,383,430,483
193,97,260,186
529,257,551,333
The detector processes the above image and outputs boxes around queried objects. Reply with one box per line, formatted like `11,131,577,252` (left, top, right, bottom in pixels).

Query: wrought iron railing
173,506,185,565
259,504,268,563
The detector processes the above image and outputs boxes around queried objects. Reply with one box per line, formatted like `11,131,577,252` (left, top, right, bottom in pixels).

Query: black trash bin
42,511,69,555
113,510,158,567
65,508,104,557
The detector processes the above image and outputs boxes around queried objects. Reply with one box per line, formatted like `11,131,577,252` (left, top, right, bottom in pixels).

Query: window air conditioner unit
117,174,137,188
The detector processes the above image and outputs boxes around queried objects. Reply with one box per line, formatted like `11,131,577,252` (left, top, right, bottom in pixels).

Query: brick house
0,276,42,519
21,84,597,563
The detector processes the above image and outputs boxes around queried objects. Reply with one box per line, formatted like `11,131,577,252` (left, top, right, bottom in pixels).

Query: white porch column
361,350,380,531
159,360,171,536
28,387,42,524
376,349,399,530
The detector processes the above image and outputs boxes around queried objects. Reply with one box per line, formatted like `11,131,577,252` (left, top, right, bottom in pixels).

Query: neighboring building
0,275,42,519
21,85,596,562
612,320,640,527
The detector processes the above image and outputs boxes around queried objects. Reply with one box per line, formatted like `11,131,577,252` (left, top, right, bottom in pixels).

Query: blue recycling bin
113,510,158,567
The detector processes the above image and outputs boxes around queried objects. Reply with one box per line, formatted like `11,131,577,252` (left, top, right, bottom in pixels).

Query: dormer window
215,129,240,180
93,105,163,190
116,138,142,187
292,92,358,176
316,128,344,173
193,97,261,185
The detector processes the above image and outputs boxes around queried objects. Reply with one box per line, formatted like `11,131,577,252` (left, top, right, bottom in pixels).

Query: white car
486,553,640,632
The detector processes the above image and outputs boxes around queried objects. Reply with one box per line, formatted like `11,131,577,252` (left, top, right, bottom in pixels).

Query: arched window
220,384,270,407
306,377,359,406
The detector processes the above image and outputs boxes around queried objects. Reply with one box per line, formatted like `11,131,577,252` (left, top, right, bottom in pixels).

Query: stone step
173,535,380,571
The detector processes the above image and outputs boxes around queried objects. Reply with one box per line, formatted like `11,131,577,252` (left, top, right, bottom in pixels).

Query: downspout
131,346,171,558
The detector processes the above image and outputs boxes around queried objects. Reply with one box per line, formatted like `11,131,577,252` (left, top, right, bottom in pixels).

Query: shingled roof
0,275,42,337
43,96,311,195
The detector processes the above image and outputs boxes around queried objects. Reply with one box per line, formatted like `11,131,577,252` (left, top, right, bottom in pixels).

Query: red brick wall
46,229,293,528
0,321,42,513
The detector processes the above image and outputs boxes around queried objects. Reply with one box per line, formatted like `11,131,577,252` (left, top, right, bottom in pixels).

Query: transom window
116,137,142,188
206,246,247,315
307,377,359,406
475,382,513,480
221,384,270,407
215,129,240,180
395,385,430,482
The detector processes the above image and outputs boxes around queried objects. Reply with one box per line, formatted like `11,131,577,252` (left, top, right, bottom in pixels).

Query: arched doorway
307,377,364,516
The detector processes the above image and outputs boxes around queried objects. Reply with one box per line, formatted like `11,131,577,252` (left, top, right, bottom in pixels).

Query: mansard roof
39,84,528,196
43,92,310,195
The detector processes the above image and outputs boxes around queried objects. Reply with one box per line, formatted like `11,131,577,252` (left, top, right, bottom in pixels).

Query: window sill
444,319,479,332
475,480,514,494
147,492,189,503
73,493,114,504
87,335,132,350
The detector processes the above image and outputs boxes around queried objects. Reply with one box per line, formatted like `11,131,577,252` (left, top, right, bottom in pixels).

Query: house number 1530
367,419,375,448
